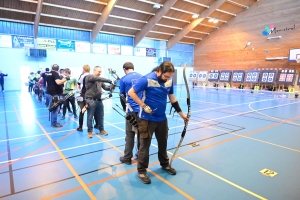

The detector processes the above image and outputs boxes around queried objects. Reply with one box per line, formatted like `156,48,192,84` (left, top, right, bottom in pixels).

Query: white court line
0,136,125,165
191,98,294,113
206,126,300,152
179,98,227,105
170,101,300,130
0,119,125,143
248,102,300,127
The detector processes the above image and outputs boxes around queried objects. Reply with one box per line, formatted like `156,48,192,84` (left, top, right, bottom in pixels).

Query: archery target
245,71,260,83
197,71,207,81
208,72,219,81
188,71,197,81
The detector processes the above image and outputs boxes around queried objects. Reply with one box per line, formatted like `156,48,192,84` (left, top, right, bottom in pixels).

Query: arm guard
169,101,182,116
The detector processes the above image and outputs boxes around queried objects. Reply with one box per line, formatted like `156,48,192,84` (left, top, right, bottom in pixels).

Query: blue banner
56,39,75,51
12,35,34,48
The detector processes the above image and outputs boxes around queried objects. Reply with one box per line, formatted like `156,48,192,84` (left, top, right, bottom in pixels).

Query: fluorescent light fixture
266,57,288,60
192,14,199,18
267,36,282,40
213,18,219,23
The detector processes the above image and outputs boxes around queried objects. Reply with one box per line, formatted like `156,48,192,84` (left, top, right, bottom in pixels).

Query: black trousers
123,112,140,159
0,81,3,91
137,119,169,174
62,96,76,116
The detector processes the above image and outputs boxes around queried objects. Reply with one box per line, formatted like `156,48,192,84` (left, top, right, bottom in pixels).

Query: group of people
35,61,189,184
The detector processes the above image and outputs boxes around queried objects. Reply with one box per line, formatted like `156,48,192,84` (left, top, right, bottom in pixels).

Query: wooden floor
0,86,300,200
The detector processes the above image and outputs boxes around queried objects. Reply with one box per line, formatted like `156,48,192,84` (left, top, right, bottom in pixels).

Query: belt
86,97,101,101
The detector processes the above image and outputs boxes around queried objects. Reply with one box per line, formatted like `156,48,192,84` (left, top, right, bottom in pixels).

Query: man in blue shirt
128,61,189,184
119,62,143,165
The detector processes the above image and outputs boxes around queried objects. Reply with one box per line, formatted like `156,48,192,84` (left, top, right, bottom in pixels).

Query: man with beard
128,61,189,184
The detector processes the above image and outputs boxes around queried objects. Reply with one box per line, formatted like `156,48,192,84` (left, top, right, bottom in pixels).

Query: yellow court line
94,134,195,200
35,119,96,200
12,103,21,123
207,126,300,153
151,144,267,200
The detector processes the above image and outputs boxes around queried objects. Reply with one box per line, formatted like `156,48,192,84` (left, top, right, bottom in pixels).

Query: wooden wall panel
194,0,300,71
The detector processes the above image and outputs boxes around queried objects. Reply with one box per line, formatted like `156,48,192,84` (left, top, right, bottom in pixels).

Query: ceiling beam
167,0,227,49
134,0,177,47
91,0,118,43
34,0,43,38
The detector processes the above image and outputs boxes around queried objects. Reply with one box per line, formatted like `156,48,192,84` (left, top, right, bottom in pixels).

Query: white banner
93,43,106,54
134,47,146,56
0,35,12,48
75,42,90,53
108,44,120,55
121,46,133,56
197,71,207,81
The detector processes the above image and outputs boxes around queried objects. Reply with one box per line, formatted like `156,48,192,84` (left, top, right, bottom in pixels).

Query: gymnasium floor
0,86,300,200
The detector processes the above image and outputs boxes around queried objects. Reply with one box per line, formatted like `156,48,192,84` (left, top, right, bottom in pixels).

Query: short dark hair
123,62,134,70
152,61,175,73
64,68,71,74
45,68,49,72
52,64,59,71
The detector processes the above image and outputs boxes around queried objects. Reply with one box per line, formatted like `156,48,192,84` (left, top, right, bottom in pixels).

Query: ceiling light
153,3,160,9
213,18,219,23
208,18,214,22
192,14,199,18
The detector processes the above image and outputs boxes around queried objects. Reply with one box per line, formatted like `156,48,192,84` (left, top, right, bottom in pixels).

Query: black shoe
162,166,176,175
51,123,63,128
74,115,78,119
135,152,139,159
77,127,83,132
61,115,65,120
120,156,132,165
94,124,100,129
138,173,151,184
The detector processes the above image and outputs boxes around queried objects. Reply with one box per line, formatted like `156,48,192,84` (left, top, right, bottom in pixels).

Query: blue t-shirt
133,72,173,122
119,72,143,112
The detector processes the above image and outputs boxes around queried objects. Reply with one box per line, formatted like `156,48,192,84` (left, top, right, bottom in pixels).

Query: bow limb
170,63,191,167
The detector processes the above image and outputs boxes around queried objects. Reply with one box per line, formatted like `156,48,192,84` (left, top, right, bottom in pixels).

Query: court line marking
0,136,125,165
170,101,300,130
94,130,195,200
35,119,96,200
151,144,267,200
248,102,300,127
12,104,21,124
207,126,300,152
0,130,76,169
191,98,286,113
72,116,195,200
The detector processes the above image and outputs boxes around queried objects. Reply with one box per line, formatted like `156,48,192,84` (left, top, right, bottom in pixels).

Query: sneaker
51,123,63,128
162,166,176,175
120,156,132,165
74,115,78,119
77,127,83,132
88,132,93,138
137,173,151,184
61,115,65,120
99,130,108,136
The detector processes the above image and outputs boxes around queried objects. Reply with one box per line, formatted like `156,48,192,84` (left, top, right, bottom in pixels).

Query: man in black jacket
84,66,113,138
0,70,8,92
46,64,69,128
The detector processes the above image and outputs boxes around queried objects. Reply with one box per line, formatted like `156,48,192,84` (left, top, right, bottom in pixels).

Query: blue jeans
86,100,104,132
47,94,60,126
